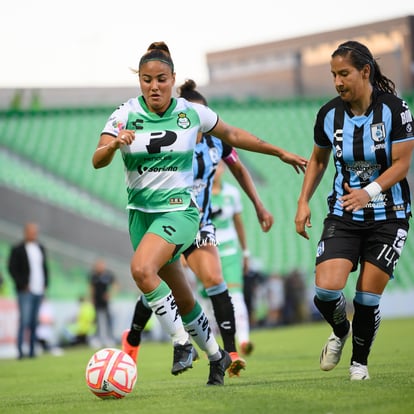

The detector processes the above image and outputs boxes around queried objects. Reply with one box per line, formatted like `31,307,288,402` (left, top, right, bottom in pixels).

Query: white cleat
320,327,351,371
349,361,370,380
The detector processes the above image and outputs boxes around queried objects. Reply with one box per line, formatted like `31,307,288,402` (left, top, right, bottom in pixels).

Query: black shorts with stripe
315,216,409,277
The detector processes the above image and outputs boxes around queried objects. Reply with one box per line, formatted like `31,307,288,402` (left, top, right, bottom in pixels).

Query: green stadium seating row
0,150,127,230
0,109,127,210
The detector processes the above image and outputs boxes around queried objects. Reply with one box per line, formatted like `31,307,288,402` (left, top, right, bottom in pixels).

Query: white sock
182,302,220,359
144,283,189,346
231,291,251,345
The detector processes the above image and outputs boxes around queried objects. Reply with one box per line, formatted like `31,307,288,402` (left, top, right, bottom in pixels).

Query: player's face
330,55,368,104
139,61,175,113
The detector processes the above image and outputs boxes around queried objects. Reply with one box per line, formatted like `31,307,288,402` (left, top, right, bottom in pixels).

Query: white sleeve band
363,181,382,200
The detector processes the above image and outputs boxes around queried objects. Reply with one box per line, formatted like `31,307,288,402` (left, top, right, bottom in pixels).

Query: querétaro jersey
314,90,414,221
101,96,218,213
192,135,237,226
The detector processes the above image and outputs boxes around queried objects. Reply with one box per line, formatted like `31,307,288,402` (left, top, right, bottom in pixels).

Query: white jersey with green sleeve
211,181,243,257
101,96,218,213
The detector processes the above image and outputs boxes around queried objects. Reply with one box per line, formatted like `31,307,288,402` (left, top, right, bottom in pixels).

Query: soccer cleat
121,330,139,363
228,352,247,377
171,342,195,375
207,349,232,385
320,327,351,371
349,361,370,380
240,341,254,356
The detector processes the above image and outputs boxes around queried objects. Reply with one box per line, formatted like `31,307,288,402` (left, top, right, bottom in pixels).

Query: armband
243,250,251,258
363,181,382,200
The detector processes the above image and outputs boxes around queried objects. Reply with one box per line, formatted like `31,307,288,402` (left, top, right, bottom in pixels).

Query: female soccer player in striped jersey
295,40,414,380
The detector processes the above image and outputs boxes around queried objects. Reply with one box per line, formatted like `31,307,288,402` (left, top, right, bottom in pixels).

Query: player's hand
114,130,135,149
256,206,274,232
340,182,370,212
295,201,311,240
279,151,308,174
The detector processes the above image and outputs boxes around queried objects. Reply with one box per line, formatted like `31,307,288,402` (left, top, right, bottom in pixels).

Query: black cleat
171,343,195,375
207,349,232,386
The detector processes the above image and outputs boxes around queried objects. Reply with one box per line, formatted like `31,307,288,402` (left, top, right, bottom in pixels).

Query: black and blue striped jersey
192,135,237,226
314,90,414,221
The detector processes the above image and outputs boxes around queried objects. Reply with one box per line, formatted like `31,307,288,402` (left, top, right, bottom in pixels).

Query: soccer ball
85,348,137,399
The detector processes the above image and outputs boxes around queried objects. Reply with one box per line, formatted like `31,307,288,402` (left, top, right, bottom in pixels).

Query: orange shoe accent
240,341,254,356
121,330,139,363
228,352,246,377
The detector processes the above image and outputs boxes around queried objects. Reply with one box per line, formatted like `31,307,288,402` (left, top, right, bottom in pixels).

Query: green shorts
220,250,243,294
128,206,200,263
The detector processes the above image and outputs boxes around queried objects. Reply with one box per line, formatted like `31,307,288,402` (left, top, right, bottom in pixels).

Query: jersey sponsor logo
147,130,177,153
370,142,386,153
143,155,172,162
137,165,178,174
346,161,380,181
400,101,413,125
177,112,191,129
370,123,386,142
365,199,386,208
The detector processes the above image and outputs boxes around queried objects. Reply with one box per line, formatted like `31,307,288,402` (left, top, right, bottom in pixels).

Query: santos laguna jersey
211,181,242,257
314,90,414,221
102,96,218,212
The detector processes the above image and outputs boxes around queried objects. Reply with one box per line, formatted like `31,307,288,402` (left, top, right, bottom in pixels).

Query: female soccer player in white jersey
93,41,307,385
295,40,414,380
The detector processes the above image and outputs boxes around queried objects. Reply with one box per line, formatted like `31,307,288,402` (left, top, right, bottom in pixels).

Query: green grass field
1,318,413,414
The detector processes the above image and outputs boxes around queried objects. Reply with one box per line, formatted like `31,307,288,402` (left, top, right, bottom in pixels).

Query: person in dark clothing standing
89,258,117,347
8,222,49,359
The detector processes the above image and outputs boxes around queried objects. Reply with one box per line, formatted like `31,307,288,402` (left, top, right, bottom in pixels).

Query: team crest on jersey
370,123,385,142
177,112,190,129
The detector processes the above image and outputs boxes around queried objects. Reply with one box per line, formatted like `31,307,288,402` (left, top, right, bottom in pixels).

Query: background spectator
89,259,117,347
8,222,49,359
